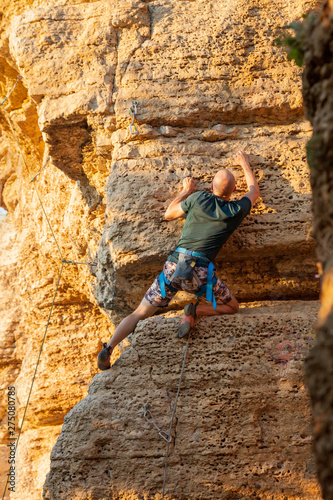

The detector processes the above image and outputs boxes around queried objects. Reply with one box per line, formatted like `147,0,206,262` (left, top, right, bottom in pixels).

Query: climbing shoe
178,302,197,339
97,343,113,371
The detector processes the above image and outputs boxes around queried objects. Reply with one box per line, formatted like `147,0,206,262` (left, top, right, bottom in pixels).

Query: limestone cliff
44,302,321,500
0,0,322,499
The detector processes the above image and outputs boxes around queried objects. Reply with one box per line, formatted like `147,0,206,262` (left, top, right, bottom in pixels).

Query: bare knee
227,296,239,314
205,297,239,316
131,309,149,322
133,299,159,321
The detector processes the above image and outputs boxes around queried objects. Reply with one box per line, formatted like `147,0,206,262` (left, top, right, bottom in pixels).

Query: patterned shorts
144,261,233,308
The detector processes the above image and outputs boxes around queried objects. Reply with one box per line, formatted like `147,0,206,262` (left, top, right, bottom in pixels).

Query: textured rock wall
1,2,117,494
0,0,322,498
44,302,321,500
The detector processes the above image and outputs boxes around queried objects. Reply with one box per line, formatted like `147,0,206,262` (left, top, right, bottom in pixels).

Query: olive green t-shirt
168,191,252,265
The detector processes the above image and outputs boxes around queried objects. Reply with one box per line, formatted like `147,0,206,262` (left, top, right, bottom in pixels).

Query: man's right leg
98,298,159,370
98,261,178,370
107,298,159,350
178,271,239,337
195,271,239,316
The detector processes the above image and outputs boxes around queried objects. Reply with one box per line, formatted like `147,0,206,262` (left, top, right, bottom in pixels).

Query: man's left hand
165,177,195,221
182,177,195,193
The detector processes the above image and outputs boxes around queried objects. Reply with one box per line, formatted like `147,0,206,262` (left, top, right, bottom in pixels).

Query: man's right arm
233,151,260,207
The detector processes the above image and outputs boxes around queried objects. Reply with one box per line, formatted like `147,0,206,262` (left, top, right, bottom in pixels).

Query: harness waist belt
175,247,210,262
159,248,217,310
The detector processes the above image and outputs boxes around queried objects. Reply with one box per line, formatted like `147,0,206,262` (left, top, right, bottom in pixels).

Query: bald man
98,151,260,370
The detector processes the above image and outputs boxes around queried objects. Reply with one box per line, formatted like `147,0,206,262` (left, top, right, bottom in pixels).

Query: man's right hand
233,151,251,168
233,151,260,207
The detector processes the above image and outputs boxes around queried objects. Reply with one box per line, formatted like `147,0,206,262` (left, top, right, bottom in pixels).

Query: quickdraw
143,404,171,443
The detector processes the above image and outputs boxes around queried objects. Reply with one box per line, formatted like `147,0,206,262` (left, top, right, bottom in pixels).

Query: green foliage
275,14,317,68
275,21,305,67
306,134,322,170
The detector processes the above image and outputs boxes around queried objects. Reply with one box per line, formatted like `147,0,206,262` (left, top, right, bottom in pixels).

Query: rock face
0,0,323,498
44,302,321,500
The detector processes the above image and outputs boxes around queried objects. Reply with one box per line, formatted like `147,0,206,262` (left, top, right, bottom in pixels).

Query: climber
98,150,260,370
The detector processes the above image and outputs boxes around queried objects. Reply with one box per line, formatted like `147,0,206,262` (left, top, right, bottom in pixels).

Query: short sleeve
236,196,252,216
227,196,252,219
180,191,202,214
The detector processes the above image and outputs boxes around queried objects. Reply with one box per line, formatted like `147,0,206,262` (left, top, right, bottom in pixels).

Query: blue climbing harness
159,247,217,309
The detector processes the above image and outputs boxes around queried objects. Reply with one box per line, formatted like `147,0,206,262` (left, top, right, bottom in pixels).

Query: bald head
212,170,236,199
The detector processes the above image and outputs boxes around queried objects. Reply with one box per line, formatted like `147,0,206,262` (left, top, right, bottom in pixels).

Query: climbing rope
1,74,22,107
1,102,96,268
30,155,50,182
1,262,65,500
1,104,64,260
143,299,198,500
161,324,192,500
129,101,138,134
0,83,97,500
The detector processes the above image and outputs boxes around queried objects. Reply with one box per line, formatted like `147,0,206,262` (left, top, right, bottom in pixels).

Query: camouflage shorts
144,260,233,308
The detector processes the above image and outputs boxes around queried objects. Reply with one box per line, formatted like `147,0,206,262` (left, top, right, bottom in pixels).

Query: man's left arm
164,177,196,221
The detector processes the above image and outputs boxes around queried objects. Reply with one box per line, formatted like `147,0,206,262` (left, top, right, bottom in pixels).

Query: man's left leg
196,295,239,316
179,274,239,336
98,262,178,370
